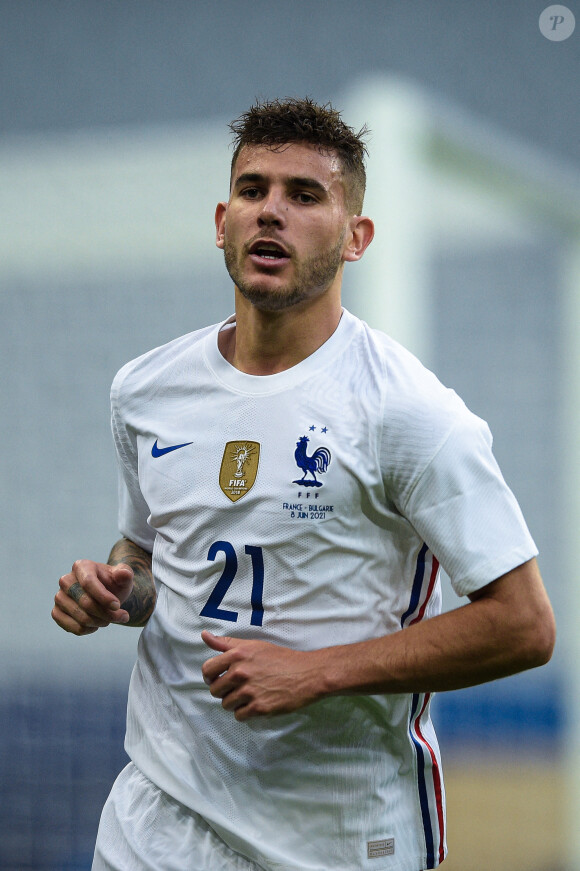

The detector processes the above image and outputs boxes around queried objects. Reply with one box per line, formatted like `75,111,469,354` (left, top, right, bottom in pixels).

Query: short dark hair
229,97,369,213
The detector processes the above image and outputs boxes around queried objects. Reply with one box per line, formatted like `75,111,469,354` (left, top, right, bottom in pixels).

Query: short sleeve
402,415,538,597
111,371,155,554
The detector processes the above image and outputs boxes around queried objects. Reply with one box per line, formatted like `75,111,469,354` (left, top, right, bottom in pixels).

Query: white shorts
92,762,265,871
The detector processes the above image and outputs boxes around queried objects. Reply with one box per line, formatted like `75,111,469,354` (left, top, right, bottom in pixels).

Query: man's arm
107,538,156,626
52,537,156,636
201,557,555,721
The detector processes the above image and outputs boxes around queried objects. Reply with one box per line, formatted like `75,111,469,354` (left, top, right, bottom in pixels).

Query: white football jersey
111,309,537,871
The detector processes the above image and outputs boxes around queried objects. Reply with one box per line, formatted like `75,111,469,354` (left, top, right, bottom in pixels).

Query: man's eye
242,187,261,199
295,192,316,204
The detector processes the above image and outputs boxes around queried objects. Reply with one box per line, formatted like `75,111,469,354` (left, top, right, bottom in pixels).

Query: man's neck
218,290,343,376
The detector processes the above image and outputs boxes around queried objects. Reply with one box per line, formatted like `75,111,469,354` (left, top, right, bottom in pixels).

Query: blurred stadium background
1,2,579,869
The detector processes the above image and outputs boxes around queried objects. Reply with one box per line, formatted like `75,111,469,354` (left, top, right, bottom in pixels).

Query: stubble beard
223,234,345,313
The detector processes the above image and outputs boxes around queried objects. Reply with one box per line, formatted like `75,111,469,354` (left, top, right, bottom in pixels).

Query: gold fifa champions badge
219,441,260,502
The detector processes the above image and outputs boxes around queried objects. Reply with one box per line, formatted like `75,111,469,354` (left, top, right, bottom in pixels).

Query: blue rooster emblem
293,435,331,487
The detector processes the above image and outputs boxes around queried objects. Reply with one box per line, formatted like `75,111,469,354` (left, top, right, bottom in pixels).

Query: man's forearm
319,558,555,697
202,558,555,721
108,538,156,627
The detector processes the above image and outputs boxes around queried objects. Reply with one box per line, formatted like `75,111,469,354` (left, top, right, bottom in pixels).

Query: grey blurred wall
1,0,578,166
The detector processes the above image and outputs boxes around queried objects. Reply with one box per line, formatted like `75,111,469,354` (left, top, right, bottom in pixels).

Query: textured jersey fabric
110,308,537,871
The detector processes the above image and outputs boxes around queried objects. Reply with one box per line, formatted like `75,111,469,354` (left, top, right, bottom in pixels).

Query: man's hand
52,560,134,636
201,631,325,721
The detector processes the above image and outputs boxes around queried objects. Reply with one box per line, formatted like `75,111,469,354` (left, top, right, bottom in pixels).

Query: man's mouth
248,240,290,264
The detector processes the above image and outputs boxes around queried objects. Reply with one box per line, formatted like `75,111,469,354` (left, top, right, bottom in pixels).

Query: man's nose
257,189,286,227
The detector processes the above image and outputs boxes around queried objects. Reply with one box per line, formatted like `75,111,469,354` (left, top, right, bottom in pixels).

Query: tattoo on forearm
108,538,156,627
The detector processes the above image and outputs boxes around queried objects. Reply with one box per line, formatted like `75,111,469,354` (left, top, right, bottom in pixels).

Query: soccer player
52,97,555,871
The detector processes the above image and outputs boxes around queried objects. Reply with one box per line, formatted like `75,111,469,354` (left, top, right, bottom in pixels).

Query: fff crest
219,441,260,502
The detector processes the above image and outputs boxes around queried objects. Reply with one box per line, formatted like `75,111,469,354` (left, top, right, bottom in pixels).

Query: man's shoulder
110,320,221,405
351,318,485,461
350,315,462,412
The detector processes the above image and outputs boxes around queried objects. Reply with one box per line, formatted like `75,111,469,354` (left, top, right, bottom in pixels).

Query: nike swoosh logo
151,439,193,458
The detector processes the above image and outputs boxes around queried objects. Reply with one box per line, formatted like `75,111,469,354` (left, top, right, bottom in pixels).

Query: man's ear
342,216,374,262
215,202,227,249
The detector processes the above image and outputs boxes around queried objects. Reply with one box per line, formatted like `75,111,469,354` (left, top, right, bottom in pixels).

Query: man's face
215,143,352,312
